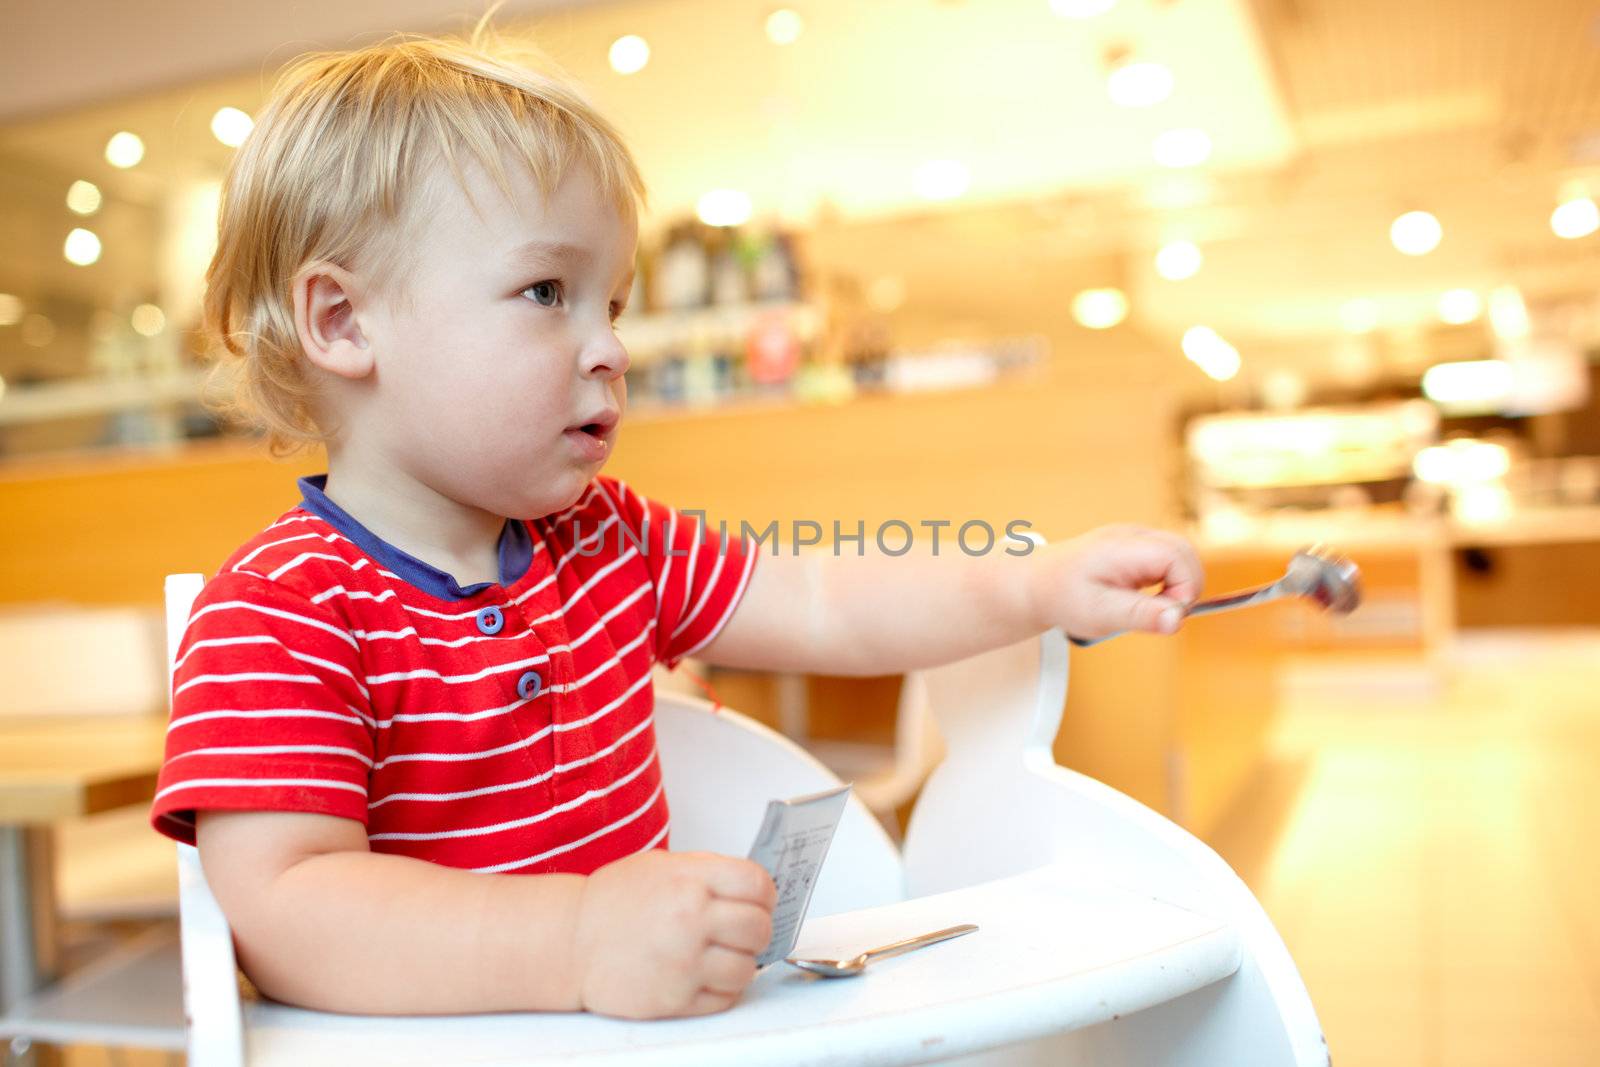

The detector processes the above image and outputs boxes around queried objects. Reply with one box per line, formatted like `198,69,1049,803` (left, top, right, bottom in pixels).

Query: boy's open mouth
564,409,619,462
569,409,620,438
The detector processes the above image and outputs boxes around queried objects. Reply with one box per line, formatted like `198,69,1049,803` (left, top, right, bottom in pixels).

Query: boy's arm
694,526,1203,676
197,810,775,1018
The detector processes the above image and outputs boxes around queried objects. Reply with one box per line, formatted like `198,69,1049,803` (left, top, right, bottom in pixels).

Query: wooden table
0,715,172,1058
0,716,168,825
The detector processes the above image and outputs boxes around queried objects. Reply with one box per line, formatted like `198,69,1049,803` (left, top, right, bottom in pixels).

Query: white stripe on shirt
368,742,654,841
372,670,651,767
364,652,551,687
671,535,729,642
233,529,348,571
173,671,323,698
188,600,359,651
154,776,366,803
167,707,376,733
265,552,374,582
169,743,374,769
470,781,664,873
678,543,758,661
368,712,652,809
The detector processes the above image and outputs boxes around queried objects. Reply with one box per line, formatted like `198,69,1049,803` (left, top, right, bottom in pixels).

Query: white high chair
164,573,1327,1067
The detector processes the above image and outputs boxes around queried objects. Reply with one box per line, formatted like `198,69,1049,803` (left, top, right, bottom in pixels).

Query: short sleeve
150,571,376,845
601,478,761,670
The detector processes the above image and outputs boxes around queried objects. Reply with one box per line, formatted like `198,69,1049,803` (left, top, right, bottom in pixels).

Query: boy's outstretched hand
1027,524,1205,641
571,850,778,1019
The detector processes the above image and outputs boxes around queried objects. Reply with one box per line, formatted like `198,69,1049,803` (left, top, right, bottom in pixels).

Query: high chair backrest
901,627,1329,1066
650,691,904,916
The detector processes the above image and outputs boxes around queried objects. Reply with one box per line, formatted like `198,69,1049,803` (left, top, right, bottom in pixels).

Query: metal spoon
785,923,979,978
1070,544,1362,648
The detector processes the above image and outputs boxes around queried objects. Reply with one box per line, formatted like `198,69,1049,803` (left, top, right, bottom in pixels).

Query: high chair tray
240,861,1241,1066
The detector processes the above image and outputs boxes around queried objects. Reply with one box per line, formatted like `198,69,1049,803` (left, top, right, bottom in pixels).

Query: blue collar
296,475,535,602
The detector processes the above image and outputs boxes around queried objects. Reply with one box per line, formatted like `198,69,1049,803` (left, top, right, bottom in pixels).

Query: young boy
151,29,1203,1022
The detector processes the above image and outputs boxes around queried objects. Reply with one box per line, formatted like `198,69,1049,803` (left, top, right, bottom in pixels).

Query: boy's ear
293,262,374,380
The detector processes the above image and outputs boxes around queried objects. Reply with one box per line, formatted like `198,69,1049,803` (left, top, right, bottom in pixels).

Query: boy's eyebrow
514,238,636,291
509,239,591,265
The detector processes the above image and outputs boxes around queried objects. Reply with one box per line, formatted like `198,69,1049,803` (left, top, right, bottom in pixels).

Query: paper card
747,784,851,967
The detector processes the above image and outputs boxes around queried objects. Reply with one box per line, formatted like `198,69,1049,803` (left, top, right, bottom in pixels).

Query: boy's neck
321,448,507,589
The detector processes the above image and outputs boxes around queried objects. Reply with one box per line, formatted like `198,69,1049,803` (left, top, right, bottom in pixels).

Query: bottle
654,222,711,311
747,230,802,303
709,228,749,307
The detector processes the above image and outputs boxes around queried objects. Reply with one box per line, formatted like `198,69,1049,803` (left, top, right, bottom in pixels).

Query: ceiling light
1389,210,1441,256
1339,298,1380,334
766,9,804,45
1487,285,1530,340
1050,0,1118,17
1421,360,1513,409
1152,128,1211,168
1155,240,1202,281
131,303,167,337
105,131,144,168
609,35,651,75
1550,196,1599,239
1437,289,1481,325
0,293,22,326
696,189,752,227
1107,61,1173,108
1071,288,1128,330
66,180,102,215
1181,325,1241,381
64,228,102,266
210,107,254,148
1412,439,1510,485
914,159,970,201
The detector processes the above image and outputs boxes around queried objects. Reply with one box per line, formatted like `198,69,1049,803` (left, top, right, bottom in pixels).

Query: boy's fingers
699,945,760,996
706,898,773,956
1150,531,1205,606
684,990,738,1017
1099,588,1187,636
1107,532,1203,608
698,856,778,909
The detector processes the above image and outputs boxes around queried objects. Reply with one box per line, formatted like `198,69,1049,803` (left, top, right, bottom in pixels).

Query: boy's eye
522,281,561,307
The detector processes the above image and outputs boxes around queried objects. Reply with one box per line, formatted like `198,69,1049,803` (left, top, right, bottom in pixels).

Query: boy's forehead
415,151,637,263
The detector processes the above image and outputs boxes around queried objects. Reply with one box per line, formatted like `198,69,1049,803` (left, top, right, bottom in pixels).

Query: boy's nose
581,329,631,380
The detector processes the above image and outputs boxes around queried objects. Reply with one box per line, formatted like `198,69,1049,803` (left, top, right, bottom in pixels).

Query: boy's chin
481,473,600,521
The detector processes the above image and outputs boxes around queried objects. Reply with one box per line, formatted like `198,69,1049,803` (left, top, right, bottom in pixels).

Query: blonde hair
202,22,648,452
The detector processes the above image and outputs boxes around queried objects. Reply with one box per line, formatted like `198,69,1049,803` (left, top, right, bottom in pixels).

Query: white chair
163,572,1327,1067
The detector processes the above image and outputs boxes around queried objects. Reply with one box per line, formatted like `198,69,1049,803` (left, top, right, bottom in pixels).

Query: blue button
517,670,543,701
475,606,504,635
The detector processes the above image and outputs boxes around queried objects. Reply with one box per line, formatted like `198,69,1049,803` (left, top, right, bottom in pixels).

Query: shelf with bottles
624,332,1046,417
620,217,1045,414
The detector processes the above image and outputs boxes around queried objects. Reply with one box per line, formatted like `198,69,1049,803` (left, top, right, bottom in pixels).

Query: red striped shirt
150,474,758,876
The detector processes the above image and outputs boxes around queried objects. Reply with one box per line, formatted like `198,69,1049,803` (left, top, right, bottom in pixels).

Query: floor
29,629,1600,1065
1210,629,1600,1067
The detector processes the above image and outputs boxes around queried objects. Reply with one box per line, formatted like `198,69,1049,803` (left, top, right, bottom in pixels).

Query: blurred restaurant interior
2,0,1599,1063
